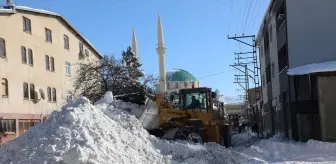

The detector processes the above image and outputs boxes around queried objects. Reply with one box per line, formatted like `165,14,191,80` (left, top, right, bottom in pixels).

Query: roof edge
256,0,274,45
2,5,103,59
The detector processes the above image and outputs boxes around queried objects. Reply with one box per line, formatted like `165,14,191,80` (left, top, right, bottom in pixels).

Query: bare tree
73,52,157,103
73,55,123,102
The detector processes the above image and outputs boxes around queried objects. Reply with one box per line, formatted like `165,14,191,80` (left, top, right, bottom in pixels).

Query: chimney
5,0,14,8
6,0,12,5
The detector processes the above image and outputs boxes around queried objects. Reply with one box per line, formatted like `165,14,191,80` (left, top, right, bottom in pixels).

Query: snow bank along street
0,92,336,164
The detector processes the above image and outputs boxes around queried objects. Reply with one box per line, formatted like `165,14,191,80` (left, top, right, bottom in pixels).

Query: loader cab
178,87,215,113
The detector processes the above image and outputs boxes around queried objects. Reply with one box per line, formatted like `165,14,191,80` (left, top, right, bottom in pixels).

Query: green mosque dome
166,69,198,82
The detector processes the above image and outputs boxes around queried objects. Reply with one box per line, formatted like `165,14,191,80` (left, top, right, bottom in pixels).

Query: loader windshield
184,92,208,110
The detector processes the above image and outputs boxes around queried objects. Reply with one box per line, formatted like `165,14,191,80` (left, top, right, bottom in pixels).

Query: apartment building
257,0,336,142
0,4,102,143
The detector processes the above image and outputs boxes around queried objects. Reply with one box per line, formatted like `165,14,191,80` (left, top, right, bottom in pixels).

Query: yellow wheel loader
139,87,231,147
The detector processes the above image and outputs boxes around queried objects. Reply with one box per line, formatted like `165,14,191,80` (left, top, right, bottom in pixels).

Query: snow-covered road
0,92,335,164
230,132,336,164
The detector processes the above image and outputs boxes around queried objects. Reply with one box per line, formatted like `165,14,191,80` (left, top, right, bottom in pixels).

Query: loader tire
148,128,165,138
188,132,203,144
174,127,203,144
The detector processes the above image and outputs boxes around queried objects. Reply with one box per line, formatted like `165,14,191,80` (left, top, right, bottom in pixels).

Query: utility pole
228,34,261,136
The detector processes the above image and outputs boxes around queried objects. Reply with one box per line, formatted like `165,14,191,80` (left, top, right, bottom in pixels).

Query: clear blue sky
13,0,270,102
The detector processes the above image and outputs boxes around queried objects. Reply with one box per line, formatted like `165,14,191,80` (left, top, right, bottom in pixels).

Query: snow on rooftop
15,6,60,16
287,60,336,75
0,8,12,13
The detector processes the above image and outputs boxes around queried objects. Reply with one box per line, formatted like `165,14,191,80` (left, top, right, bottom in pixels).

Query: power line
227,0,234,35
242,0,254,33
239,0,250,34
197,71,227,79
251,0,268,33
250,1,261,33
246,0,259,34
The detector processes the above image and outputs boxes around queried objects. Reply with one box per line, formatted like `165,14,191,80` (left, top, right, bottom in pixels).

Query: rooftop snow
287,60,336,75
0,8,14,13
15,6,60,16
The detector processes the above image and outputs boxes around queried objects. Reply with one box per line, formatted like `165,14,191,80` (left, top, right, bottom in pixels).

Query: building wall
317,75,336,142
259,39,268,104
268,14,280,105
165,81,200,92
257,0,336,140
257,0,286,136
0,10,100,139
286,0,336,68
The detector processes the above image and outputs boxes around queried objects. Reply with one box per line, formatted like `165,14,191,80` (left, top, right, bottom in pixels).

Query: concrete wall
0,9,101,139
317,75,336,142
166,81,200,92
268,14,280,104
286,0,336,68
259,39,268,104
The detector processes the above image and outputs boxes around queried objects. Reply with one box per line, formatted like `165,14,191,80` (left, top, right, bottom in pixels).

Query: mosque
131,14,200,93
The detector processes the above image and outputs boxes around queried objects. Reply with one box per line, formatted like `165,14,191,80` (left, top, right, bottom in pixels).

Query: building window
65,62,71,76
79,42,83,52
65,91,73,103
45,55,50,71
23,82,28,99
260,45,264,57
18,119,40,136
262,74,265,87
0,38,6,57
64,34,69,50
78,43,84,60
266,64,271,83
28,48,33,66
276,2,286,32
278,44,288,72
264,30,270,58
268,25,273,43
50,57,55,72
66,94,73,102
0,119,16,133
47,87,51,101
45,28,52,43
21,46,27,64
79,42,84,52
23,16,31,33
85,49,89,57
1,78,8,97
271,62,275,78
29,83,35,100
52,88,57,102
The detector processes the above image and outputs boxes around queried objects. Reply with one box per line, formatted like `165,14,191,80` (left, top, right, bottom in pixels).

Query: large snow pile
0,92,242,164
231,130,259,147
0,93,170,164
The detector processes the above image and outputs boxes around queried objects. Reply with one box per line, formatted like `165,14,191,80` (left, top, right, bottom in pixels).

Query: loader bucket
139,96,159,130
162,128,180,140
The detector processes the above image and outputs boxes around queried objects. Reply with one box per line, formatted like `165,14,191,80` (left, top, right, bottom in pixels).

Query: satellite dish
39,89,46,100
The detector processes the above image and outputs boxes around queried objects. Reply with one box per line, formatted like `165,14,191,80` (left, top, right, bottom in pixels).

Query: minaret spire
157,13,164,47
157,13,167,93
131,28,138,59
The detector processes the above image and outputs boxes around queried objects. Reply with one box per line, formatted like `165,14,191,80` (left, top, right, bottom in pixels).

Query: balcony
277,20,287,51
